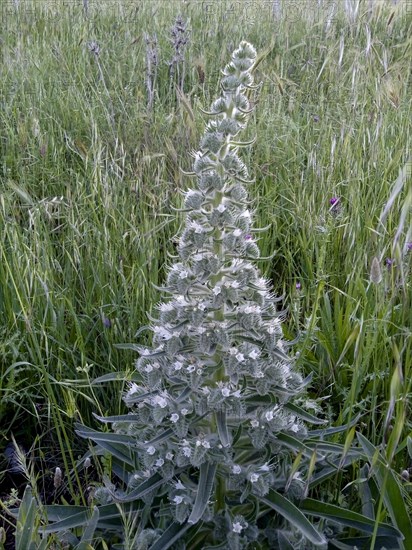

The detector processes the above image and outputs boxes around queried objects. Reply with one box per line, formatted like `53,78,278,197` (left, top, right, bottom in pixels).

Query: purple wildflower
295,282,301,290
244,234,252,240
407,242,412,252
385,258,394,267
329,197,339,206
103,317,112,328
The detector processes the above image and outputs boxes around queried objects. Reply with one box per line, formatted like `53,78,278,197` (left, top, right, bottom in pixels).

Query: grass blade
301,498,402,538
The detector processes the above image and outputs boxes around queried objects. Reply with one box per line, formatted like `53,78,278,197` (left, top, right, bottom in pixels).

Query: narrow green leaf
188,462,217,524
76,506,99,550
283,403,328,425
42,509,96,534
308,414,361,437
276,432,318,458
259,489,327,546
407,436,412,460
357,432,412,547
91,372,139,384
93,413,144,423
75,424,138,445
338,426,356,469
301,498,402,538
116,473,164,503
144,429,175,447
149,522,192,550
358,465,375,520
16,486,37,550
113,343,143,352
309,453,364,488
42,503,138,533
75,424,136,465
305,439,363,457
216,410,231,448
88,440,134,466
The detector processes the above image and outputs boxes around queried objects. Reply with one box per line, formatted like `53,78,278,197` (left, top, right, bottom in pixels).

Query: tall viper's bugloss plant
77,42,330,549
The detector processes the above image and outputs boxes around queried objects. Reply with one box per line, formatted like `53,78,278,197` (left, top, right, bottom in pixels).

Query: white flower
231,280,240,289
213,285,222,295
233,228,242,237
290,424,299,433
153,395,168,408
232,522,243,533
159,302,174,312
217,204,226,213
170,413,179,423
182,446,191,457
235,353,245,363
265,410,274,422
250,420,259,428
144,364,153,373
221,387,231,397
147,446,156,455
233,390,241,398
173,361,183,371
229,347,239,356
198,302,206,311
187,365,196,373
173,495,184,505
181,408,189,416
166,452,174,460
250,473,259,483
197,439,210,449
249,349,259,360
175,480,185,490
155,458,164,467
127,383,140,395
179,270,189,279
232,464,242,474
256,277,267,289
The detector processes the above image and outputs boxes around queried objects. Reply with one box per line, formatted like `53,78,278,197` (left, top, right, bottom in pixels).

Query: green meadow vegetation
0,0,411,548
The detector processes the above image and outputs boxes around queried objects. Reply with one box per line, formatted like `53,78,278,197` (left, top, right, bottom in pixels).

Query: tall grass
0,0,411,524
